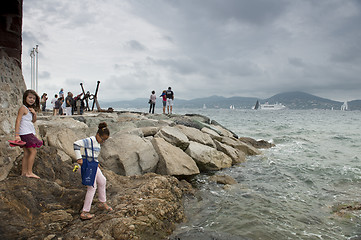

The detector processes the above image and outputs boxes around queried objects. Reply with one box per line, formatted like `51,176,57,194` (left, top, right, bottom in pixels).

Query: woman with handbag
73,122,113,220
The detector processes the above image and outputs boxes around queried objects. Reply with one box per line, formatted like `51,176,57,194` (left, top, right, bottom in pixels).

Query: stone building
0,0,26,180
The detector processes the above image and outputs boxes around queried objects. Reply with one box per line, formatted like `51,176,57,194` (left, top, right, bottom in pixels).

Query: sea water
167,109,361,240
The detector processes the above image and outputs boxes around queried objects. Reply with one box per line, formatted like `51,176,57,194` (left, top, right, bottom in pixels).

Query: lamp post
30,48,35,90
29,45,39,92
35,45,39,93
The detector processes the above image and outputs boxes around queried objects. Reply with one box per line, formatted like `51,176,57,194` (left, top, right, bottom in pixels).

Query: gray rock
38,118,89,161
141,126,159,137
155,126,190,150
214,140,246,165
185,141,232,171
201,127,221,139
218,136,261,155
152,137,199,176
176,125,215,148
101,132,159,176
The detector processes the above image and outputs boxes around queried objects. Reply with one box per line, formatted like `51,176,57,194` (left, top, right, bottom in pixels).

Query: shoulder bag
81,138,98,187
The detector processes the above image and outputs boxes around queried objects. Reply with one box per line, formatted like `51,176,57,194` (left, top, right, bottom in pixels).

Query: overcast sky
22,0,361,102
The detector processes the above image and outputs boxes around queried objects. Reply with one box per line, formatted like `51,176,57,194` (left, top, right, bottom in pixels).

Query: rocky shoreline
0,111,274,239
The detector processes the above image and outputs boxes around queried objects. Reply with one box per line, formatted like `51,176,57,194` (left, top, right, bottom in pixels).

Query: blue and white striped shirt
73,136,101,162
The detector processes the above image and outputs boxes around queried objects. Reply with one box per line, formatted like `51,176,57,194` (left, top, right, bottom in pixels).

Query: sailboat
253,100,260,110
229,105,235,110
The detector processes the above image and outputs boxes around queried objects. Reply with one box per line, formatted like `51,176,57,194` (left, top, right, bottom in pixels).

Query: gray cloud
21,0,361,102
125,40,147,51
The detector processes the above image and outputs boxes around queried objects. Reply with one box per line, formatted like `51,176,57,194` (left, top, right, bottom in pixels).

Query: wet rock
209,174,238,185
238,137,275,149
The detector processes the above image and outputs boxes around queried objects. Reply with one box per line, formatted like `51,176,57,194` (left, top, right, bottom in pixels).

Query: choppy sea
123,107,361,239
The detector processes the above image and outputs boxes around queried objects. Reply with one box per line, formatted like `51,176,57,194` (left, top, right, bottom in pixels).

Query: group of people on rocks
13,86,176,220
148,87,174,114
40,88,86,116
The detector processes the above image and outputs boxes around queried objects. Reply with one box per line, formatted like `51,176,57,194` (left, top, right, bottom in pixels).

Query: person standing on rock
14,89,43,178
54,97,61,116
40,93,48,112
59,88,64,98
166,87,174,114
51,94,58,116
160,90,167,114
73,122,113,220
149,90,156,114
65,92,73,116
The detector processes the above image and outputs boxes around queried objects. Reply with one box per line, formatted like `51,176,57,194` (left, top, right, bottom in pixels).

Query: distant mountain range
100,91,361,110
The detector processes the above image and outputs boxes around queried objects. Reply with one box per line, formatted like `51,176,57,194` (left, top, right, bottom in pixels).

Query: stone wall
0,0,25,181
0,0,23,65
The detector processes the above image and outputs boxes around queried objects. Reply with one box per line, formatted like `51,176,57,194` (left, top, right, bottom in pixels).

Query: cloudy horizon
22,0,361,102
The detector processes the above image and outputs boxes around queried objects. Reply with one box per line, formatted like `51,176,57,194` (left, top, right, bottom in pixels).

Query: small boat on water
253,101,286,110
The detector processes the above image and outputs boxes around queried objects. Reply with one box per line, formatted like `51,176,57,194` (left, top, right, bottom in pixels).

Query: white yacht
341,101,348,111
254,101,286,110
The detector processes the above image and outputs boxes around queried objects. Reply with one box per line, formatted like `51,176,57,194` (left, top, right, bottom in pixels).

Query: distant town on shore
100,91,361,111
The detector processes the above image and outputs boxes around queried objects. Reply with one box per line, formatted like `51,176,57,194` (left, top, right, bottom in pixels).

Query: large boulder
176,125,215,148
201,127,221,140
185,141,232,171
209,123,236,138
141,126,159,137
172,114,210,130
152,137,199,176
155,126,190,151
218,136,261,155
37,117,88,162
101,132,159,176
214,139,246,165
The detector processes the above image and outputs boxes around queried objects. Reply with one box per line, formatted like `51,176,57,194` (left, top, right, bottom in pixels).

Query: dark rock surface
0,146,194,240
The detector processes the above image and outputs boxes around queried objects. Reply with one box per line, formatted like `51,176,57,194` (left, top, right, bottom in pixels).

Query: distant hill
265,91,342,110
348,100,361,111
99,91,361,110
